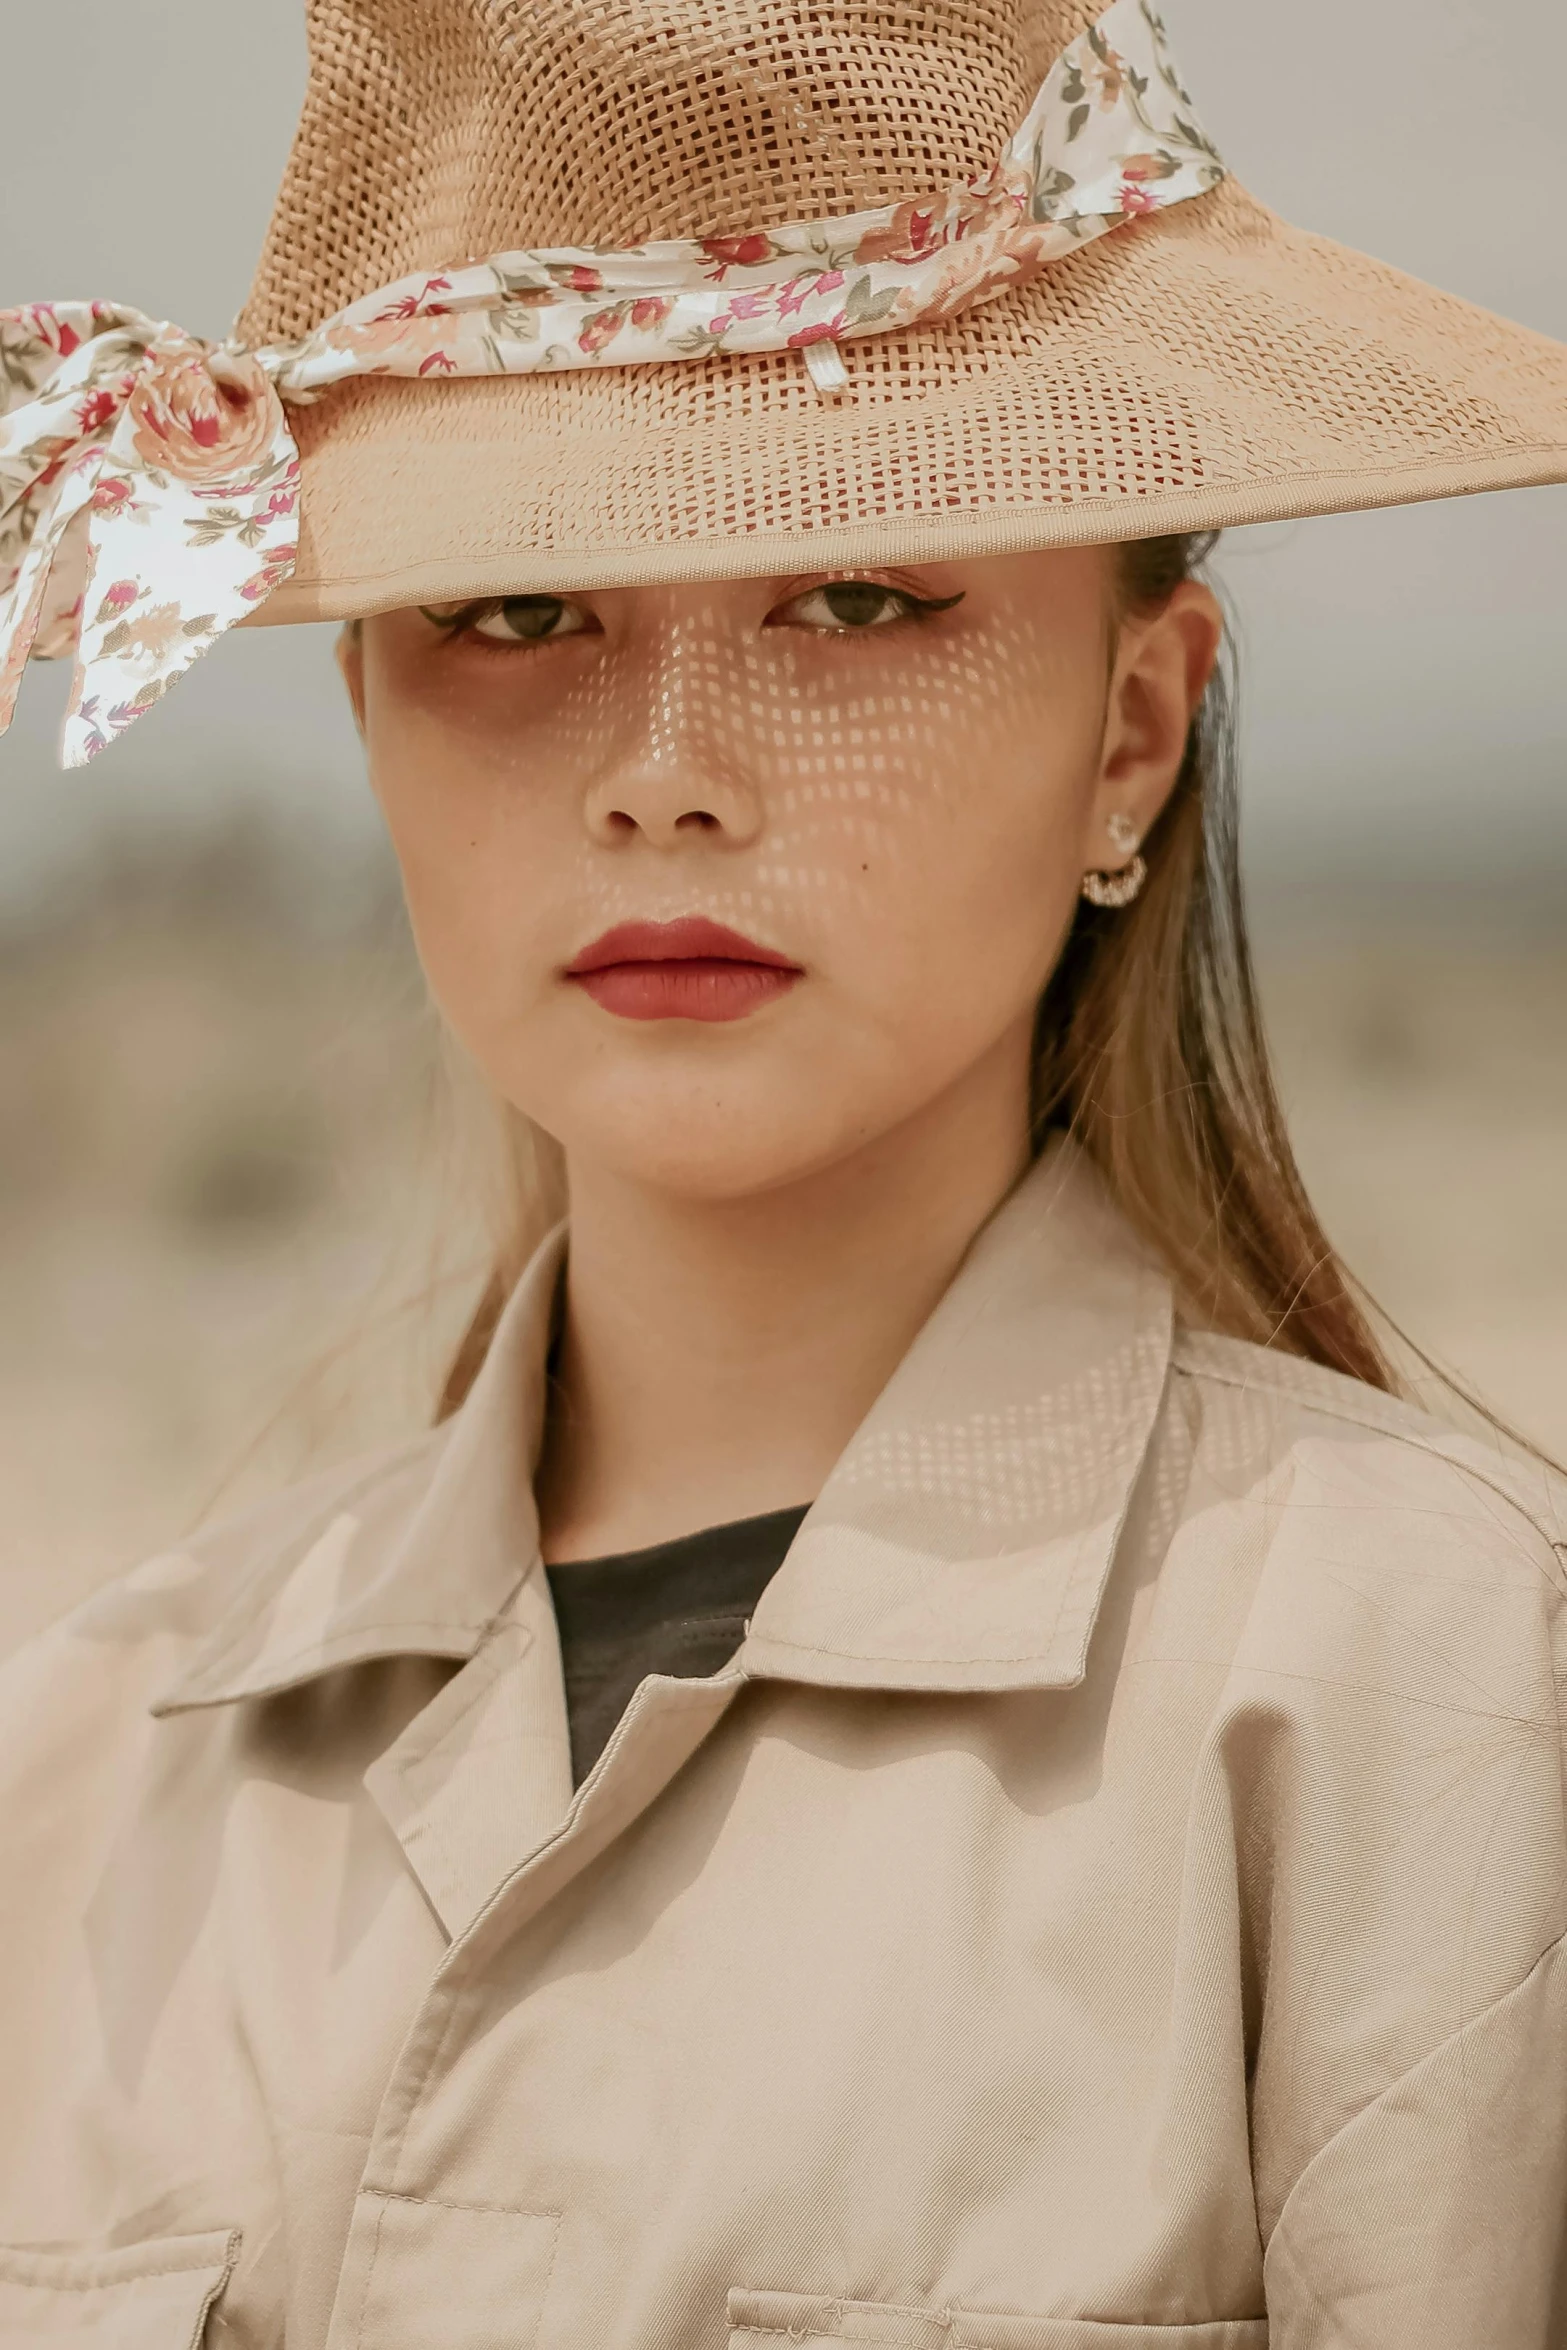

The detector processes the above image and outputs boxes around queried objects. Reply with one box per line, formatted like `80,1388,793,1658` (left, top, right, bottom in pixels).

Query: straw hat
3,0,1564,764
248,0,1567,616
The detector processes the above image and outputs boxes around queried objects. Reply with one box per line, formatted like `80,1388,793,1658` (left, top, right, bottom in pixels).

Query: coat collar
735,1139,1173,1691
152,1227,566,1715
155,1136,1173,1715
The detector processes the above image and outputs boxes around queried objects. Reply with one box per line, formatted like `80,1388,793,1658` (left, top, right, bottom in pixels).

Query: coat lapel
736,1139,1174,1692
152,1139,1174,1941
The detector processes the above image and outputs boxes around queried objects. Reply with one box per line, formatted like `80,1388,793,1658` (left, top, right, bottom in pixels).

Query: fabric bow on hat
0,306,300,767
0,0,1222,768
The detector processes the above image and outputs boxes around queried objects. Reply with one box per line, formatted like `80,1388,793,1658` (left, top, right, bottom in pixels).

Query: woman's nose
581,621,764,850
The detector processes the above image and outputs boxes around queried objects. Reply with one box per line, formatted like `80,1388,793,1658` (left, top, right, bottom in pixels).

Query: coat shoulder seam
1172,1330,1567,1569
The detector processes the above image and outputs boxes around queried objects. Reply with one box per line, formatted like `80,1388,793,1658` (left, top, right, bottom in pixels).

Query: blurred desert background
2,0,1564,1653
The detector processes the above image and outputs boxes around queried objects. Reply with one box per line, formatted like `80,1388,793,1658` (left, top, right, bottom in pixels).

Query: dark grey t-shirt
544,1503,811,1786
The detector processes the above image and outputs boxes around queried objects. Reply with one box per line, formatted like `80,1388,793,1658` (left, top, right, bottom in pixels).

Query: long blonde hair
437,533,1391,1418
1033,531,1391,1385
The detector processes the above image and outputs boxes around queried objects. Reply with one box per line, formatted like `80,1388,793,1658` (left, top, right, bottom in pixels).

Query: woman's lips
563,916,803,1023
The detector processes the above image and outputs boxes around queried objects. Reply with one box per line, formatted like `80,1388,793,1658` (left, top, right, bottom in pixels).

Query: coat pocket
728,2288,1267,2350
336,2194,562,2350
0,2230,239,2349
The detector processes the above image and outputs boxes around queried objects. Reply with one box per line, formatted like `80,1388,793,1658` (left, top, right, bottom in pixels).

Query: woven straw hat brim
253,181,1567,624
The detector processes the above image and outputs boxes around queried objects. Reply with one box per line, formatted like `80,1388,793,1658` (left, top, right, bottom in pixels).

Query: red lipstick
563,917,803,1023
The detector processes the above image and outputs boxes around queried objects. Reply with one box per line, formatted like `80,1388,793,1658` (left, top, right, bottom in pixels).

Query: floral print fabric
0,308,298,766
261,0,1222,395
0,0,1222,767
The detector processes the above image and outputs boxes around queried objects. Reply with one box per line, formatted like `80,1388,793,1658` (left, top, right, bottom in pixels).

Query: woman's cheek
363,763,528,1058
840,742,1088,1012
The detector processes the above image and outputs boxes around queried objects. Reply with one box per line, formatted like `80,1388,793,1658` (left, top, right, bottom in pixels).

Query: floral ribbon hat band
0,0,1222,769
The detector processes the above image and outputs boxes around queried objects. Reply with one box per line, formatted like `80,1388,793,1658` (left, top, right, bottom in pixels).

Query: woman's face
344,550,1219,1200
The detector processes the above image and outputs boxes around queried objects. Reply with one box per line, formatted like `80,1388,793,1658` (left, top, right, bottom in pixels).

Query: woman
1,1,1565,2344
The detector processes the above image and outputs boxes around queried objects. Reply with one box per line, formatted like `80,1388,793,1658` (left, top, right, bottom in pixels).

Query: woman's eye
469,596,590,643
773,580,963,633
784,582,910,632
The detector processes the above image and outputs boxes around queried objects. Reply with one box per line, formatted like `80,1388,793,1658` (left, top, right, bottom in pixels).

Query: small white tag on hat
801,340,850,398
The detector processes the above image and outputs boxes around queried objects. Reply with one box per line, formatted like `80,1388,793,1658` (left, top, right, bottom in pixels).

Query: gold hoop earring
1081,814,1147,908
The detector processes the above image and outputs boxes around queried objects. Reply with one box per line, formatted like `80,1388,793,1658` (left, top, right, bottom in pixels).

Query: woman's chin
584,1132,863,1202
538,1089,895,1203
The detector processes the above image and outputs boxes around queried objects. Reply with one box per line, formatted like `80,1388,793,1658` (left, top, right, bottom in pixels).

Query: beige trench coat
2,1142,1565,2350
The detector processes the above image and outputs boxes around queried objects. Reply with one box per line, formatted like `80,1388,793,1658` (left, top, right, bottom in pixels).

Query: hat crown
241,0,1101,343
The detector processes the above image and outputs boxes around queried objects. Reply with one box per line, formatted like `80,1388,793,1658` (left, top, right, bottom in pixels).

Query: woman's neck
534,1033,1033,1563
